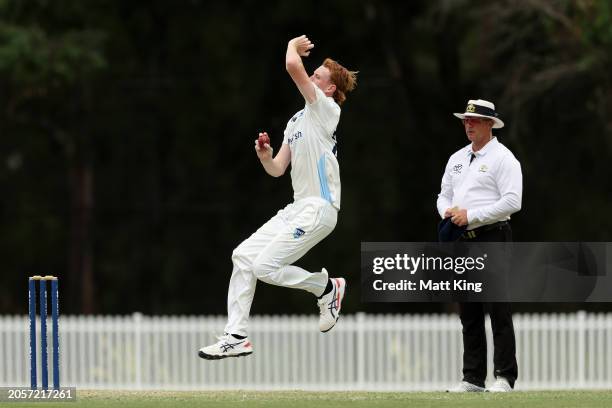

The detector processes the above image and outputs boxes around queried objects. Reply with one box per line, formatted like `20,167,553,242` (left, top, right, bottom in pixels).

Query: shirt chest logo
478,164,489,173
451,164,463,174
287,131,303,145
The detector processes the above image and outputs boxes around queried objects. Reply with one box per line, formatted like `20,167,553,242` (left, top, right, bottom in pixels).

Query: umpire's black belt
462,221,509,240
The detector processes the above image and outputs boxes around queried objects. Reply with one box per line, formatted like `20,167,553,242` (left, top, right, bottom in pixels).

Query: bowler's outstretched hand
289,35,314,57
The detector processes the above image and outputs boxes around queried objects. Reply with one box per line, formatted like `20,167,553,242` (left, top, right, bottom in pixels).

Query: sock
317,279,333,299
231,333,246,340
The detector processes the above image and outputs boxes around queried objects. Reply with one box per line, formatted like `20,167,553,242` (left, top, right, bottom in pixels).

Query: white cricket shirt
283,84,341,210
437,137,522,230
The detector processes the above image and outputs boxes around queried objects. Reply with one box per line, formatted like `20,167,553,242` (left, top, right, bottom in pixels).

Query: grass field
10,390,612,408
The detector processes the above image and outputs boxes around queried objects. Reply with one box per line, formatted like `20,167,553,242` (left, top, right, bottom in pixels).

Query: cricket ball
258,133,270,148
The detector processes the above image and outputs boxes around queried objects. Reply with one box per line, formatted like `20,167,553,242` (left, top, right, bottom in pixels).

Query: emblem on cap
454,99,505,129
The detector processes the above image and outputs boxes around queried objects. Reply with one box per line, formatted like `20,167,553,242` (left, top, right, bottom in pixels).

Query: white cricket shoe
198,334,253,360
487,377,512,392
446,381,485,392
318,276,346,333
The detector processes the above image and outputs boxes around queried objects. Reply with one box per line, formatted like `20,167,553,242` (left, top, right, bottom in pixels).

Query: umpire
437,99,522,392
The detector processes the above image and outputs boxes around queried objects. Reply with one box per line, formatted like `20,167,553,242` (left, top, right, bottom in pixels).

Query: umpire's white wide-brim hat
453,99,505,129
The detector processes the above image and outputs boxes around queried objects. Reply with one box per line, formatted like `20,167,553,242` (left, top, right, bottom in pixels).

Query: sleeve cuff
467,209,479,224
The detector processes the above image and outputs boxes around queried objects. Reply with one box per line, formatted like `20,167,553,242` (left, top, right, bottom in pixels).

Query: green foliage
0,25,105,85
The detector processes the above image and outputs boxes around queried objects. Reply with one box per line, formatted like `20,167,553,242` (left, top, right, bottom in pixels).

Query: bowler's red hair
323,58,357,106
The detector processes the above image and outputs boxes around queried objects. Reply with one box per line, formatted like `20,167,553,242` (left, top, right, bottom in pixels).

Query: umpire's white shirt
283,84,341,210
437,137,522,230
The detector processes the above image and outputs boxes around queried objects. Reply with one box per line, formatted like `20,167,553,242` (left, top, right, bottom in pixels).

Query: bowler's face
310,66,333,92
463,117,493,143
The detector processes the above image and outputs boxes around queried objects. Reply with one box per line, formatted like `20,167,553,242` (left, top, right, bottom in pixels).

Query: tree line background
0,0,610,316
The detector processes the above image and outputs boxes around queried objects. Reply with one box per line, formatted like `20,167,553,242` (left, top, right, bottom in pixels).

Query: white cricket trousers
225,196,338,336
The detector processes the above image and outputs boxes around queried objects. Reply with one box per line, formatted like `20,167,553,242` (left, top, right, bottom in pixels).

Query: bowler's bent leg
224,210,287,336
252,198,337,296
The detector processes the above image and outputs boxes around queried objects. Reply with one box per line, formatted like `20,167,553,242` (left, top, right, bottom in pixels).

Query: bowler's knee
231,246,250,271
252,258,276,281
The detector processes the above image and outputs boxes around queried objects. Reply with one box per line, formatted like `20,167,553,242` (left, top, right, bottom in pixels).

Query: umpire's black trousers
459,223,518,388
